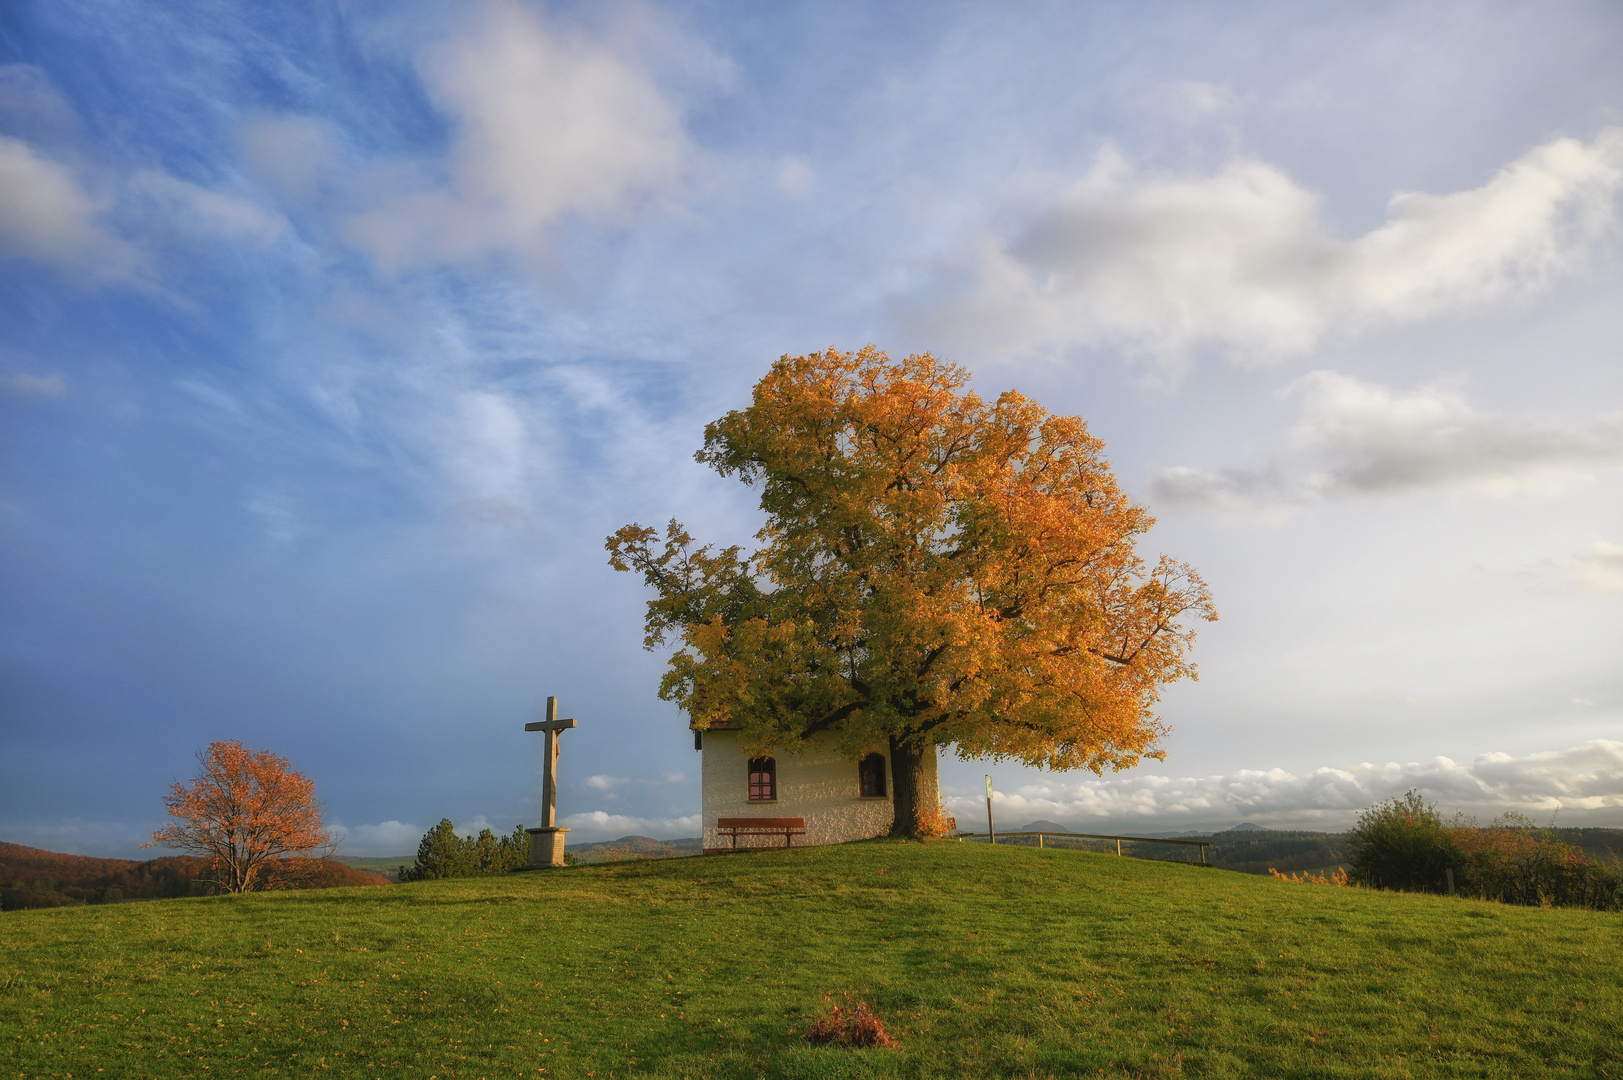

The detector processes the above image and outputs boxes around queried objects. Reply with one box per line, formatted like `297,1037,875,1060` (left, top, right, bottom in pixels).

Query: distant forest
0,841,389,910
984,826,1623,877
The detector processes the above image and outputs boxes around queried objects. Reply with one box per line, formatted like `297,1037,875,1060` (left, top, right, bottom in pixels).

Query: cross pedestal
524,696,577,868
526,825,568,869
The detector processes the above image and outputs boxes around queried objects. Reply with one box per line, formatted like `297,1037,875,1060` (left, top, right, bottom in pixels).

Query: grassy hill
3,840,1619,1078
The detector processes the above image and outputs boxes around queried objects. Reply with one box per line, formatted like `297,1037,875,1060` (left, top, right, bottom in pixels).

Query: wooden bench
716,817,806,850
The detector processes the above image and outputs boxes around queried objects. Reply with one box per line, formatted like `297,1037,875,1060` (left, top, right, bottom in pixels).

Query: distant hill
0,840,389,910
1228,822,1268,831
567,835,703,864
1011,819,1074,834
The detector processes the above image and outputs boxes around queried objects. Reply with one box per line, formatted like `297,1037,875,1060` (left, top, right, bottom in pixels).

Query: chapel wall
700,730,915,851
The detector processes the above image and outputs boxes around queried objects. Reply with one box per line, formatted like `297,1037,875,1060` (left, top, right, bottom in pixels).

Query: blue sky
3,0,1622,857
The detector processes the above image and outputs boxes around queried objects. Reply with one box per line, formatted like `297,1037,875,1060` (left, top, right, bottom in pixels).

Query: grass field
4,840,1620,1079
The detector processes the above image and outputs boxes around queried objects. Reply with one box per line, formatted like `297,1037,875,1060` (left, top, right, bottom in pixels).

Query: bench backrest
717,817,805,829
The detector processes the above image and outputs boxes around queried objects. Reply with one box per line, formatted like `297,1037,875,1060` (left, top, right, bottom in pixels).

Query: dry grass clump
1269,866,1354,887
805,992,898,1048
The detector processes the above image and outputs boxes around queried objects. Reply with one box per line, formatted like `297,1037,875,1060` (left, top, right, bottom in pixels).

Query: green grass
3,840,1620,1079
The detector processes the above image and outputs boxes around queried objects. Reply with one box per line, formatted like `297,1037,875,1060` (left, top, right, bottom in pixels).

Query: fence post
985,775,995,845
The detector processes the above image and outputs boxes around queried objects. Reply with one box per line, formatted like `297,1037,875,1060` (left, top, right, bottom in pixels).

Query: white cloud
1573,541,1623,594
775,156,815,198
454,816,498,837
344,0,694,270
244,489,300,543
0,63,80,142
0,370,66,396
1293,372,1623,496
1150,371,1623,514
583,772,688,793
950,740,1623,829
240,114,347,203
0,134,136,275
559,809,702,842
1175,81,1237,118
0,69,286,282
127,169,286,246
928,129,1623,364
176,378,247,419
3,819,152,858
437,391,535,504
1144,464,1307,519
333,819,426,855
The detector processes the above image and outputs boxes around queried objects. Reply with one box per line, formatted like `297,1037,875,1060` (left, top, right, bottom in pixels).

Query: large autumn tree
146,740,330,892
608,347,1216,836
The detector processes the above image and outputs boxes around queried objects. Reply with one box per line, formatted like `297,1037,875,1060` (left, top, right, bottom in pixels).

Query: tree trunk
887,735,935,837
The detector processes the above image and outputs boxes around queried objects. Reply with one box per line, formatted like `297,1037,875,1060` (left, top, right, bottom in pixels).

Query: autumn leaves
609,347,1216,834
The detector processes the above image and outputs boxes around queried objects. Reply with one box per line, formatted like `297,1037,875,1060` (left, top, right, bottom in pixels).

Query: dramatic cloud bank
1151,371,1623,514
932,129,1623,363
951,741,1623,830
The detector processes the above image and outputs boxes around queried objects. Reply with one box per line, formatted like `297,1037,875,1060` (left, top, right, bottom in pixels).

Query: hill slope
3,840,1619,1077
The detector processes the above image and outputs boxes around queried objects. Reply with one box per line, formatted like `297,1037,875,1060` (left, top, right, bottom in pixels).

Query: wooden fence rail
954,830,1210,865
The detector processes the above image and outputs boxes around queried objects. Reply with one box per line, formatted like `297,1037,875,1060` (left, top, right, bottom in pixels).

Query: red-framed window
748,757,776,801
858,753,887,798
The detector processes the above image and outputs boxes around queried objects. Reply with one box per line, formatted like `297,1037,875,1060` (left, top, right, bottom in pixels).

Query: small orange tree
146,740,329,892
608,348,1216,835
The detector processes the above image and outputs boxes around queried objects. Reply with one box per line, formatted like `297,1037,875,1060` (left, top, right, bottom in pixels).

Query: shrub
399,821,530,882
1348,795,1623,910
1449,815,1623,910
1349,790,1458,892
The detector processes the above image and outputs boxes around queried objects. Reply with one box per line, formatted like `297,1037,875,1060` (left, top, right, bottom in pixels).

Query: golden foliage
608,347,1216,804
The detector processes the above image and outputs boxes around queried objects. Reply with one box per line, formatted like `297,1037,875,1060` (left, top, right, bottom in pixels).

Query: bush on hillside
398,821,529,882
1450,815,1623,910
1348,795,1623,910
1349,791,1456,892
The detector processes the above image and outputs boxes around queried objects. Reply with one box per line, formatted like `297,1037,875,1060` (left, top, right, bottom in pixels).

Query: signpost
985,774,995,845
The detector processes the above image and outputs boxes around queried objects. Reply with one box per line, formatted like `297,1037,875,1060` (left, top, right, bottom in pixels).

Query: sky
2,0,1621,858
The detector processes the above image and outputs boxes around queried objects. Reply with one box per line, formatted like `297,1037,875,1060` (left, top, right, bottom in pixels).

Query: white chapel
696,721,940,851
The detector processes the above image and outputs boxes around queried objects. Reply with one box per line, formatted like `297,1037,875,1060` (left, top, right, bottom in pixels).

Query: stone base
526,827,570,868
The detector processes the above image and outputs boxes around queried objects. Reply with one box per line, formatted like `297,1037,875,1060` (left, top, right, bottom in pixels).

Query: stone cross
523,696,578,868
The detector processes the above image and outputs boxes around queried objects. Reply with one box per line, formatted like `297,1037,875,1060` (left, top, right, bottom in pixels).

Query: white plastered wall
699,730,938,851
